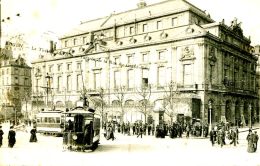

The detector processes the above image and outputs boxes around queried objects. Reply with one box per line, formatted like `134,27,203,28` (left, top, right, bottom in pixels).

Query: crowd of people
0,119,259,153
103,120,209,140
103,120,259,153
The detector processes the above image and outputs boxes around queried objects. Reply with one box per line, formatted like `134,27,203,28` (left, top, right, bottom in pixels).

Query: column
248,104,252,128
230,102,236,125
220,100,226,123
240,104,245,127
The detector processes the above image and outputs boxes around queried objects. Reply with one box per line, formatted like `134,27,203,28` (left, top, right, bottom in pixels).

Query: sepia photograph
0,0,260,165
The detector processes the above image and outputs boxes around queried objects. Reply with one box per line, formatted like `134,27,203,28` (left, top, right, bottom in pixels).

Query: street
0,123,260,166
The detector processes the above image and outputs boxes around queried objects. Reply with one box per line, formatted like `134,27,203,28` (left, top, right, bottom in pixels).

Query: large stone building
31,0,258,126
0,53,32,122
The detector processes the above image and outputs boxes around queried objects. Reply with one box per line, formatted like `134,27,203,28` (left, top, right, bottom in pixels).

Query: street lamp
208,101,212,132
45,73,52,109
249,104,252,129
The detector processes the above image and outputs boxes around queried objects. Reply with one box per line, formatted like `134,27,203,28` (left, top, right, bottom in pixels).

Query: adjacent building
0,52,32,122
31,0,258,126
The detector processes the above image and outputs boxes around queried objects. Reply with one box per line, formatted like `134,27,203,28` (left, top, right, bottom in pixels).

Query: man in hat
253,131,259,152
0,126,4,147
8,126,16,148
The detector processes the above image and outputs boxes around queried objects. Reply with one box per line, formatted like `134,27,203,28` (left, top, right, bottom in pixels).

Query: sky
2,0,260,62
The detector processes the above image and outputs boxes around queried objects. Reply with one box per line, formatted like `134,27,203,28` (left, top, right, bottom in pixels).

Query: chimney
137,0,147,8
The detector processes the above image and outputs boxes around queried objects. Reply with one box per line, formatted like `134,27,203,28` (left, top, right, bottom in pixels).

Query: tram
62,106,101,151
36,110,64,136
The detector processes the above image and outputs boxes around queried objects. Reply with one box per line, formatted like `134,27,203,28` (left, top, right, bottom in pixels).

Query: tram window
74,114,84,132
56,117,61,123
44,117,48,123
49,117,55,123
94,118,100,129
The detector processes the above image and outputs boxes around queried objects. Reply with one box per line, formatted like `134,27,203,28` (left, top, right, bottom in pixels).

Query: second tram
36,110,64,136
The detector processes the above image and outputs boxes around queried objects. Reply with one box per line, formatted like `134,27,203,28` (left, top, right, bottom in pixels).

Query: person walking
253,131,259,152
0,126,4,147
229,129,237,146
235,127,239,144
8,126,16,148
29,127,37,142
247,129,255,153
137,124,143,138
209,128,216,146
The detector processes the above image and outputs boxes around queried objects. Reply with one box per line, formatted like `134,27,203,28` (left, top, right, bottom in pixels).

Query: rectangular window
142,53,149,62
157,21,162,30
158,51,166,60
49,65,53,72
172,17,178,27
184,64,192,85
128,56,134,64
57,76,62,92
14,68,18,74
15,77,19,85
209,65,213,83
114,57,120,65
67,75,72,92
158,67,165,87
83,37,86,44
94,59,101,67
57,64,62,71
142,68,149,87
130,26,134,35
65,40,68,47
114,71,120,88
127,70,134,90
77,74,82,91
24,78,29,86
94,73,101,89
67,64,71,71
73,38,77,45
77,63,81,70
143,24,148,32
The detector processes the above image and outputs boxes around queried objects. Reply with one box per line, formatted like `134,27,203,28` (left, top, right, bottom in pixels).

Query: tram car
36,110,64,136
62,106,101,151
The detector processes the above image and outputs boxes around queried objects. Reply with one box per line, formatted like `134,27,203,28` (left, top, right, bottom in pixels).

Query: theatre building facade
31,0,258,126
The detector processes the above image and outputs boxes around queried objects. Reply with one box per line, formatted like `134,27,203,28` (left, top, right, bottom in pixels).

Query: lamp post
45,73,51,109
209,101,212,132
249,104,252,129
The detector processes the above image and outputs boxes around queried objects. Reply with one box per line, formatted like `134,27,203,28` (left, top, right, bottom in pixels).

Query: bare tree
20,89,32,119
7,89,23,124
136,84,152,124
88,88,106,127
114,86,126,123
163,81,179,123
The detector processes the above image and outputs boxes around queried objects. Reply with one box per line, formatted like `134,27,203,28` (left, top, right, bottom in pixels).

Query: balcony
177,84,198,92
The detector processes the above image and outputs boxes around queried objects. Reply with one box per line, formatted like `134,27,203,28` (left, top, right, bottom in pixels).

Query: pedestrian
29,127,38,142
186,124,190,138
229,129,237,146
235,127,239,144
253,131,259,152
209,128,216,146
246,129,255,153
8,126,16,148
0,126,4,148
137,124,143,138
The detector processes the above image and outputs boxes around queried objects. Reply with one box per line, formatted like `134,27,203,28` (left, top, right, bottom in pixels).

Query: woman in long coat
29,127,37,142
247,130,255,153
8,126,16,148
0,126,4,147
